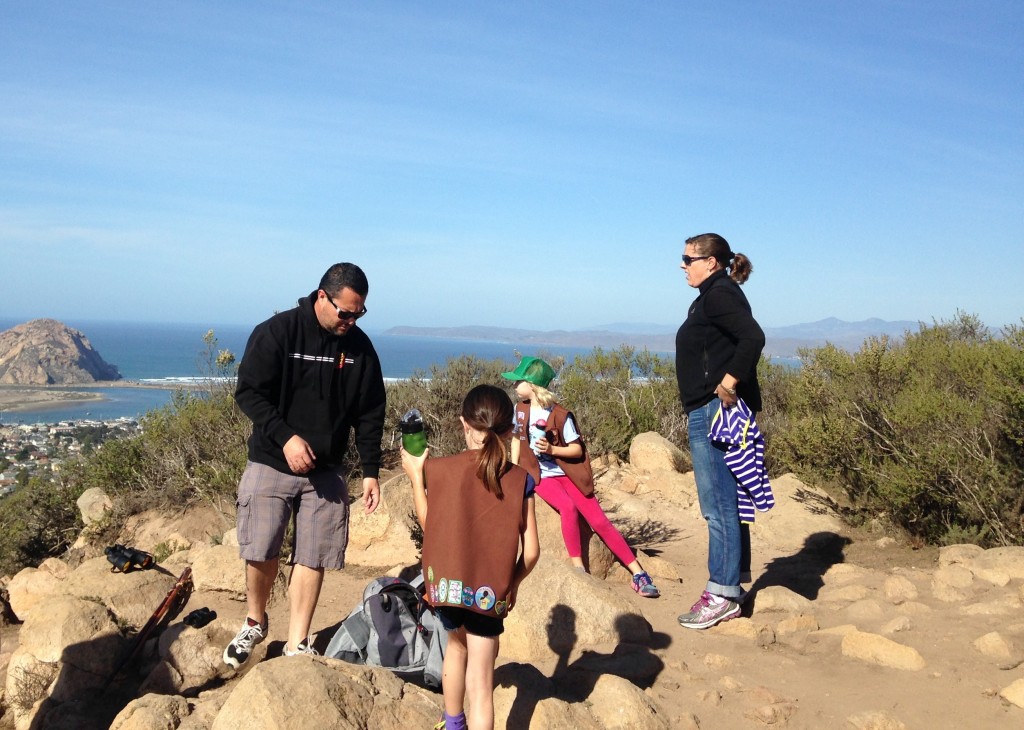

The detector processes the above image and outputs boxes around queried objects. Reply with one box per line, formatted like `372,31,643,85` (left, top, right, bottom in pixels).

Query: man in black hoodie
224,262,386,668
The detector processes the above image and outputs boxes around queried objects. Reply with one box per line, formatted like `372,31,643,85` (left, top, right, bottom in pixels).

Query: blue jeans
688,399,742,599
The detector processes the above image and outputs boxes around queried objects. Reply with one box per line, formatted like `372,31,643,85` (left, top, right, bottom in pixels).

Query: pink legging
535,475,636,566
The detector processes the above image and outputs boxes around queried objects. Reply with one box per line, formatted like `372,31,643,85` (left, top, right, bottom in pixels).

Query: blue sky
1,2,1021,332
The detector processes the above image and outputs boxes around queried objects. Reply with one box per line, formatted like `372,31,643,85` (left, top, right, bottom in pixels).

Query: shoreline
0,381,207,414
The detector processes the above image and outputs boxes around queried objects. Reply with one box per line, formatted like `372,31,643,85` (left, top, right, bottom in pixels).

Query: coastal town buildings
0,418,140,493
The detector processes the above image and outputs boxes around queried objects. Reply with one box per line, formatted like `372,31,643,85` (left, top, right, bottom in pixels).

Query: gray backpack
325,573,446,689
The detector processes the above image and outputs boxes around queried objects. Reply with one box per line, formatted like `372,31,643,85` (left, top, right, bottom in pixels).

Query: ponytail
461,384,515,499
476,429,508,498
730,253,753,284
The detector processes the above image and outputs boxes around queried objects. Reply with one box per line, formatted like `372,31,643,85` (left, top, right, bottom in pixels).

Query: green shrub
772,313,1024,546
0,474,84,576
557,347,684,459
383,355,514,463
67,386,250,512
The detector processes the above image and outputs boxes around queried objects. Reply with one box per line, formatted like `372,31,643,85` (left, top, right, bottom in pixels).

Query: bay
0,319,637,423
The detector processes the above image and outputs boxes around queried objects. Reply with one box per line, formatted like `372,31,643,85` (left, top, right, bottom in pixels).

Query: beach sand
0,386,105,413
0,380,201,414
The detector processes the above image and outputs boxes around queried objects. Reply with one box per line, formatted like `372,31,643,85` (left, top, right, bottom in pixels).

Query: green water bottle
400,408,427,456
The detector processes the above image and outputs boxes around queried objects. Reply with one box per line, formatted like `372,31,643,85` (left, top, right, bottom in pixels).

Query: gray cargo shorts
235,460,350,569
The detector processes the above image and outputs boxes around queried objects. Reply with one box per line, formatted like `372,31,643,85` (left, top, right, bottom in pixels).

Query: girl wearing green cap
501,357,660,598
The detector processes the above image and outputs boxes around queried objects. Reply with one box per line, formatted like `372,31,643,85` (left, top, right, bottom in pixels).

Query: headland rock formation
0,319,121,385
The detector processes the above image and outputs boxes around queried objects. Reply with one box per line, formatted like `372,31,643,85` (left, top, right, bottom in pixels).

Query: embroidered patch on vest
475,586,495,611
447,579,464,605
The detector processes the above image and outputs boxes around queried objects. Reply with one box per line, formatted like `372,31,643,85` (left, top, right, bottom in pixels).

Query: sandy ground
194,493,1019,729
3,477,1020,729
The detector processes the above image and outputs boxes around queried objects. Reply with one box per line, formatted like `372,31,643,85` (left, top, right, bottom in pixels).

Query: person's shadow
496,605,669,729
747,530,852,603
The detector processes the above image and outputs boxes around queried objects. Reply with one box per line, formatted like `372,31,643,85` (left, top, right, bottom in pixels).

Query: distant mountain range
385,318,922,358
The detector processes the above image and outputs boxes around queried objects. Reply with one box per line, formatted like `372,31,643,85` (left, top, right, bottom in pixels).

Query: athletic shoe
677,591,740,629
223,614,268,669
284,639,319,657
631,571,660,598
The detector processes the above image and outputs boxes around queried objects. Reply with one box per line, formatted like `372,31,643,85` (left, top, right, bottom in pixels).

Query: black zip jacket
675,270,765,414
235,293,386,477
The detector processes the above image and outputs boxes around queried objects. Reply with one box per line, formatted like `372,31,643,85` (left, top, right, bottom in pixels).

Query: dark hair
462,384,514,498
319,263,369,297
686,233,754,285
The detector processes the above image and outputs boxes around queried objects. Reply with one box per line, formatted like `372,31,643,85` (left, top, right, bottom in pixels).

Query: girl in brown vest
402,384,540,730
501,356,660,598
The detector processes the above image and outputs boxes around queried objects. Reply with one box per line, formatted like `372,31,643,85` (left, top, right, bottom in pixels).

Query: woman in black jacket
674,233,765,630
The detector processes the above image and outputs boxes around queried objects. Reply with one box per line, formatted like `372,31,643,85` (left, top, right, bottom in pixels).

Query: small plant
151,541,174,563
9,663,58,711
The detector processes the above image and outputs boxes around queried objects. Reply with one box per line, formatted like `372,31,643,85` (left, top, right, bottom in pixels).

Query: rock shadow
749,530,852,601
11,585,195,729
496,604,669,729
14,633,143,730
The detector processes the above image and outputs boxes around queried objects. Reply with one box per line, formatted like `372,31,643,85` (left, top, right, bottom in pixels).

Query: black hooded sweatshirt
235,292,386,477
675,270,765,414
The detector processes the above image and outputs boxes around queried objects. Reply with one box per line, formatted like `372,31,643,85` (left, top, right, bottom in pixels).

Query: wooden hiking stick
102,566,193,691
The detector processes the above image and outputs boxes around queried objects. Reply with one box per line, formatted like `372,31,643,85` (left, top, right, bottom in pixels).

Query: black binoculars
105,544,154,573
183,606,217,629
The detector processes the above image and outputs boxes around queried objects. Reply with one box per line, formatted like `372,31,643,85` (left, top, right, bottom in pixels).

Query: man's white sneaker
284,639,318,657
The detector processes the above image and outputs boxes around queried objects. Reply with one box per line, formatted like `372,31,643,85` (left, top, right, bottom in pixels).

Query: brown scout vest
420,449,529,619
513,401,595,496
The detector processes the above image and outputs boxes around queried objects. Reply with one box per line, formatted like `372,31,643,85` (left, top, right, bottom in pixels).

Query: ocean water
0,319,632,423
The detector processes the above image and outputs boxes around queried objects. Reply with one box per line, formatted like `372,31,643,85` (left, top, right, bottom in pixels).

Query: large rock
141,619,252,695
346,473,419,567
0,319,121,384
502,554,651,663
1000,677,1024,710
882,575,918,604
5,596,125,729
8,560,69,620
937,544,984,567
76,488,113,526
110,694,192,730
120,506,231,553
628,432,688,474
210,657,440,729
59,557,187,629
931,565,974,602
493,662,603,730
533,492,616,579
586,673,670,729
751,586,813,614
840,631,926,671
631,469,698,507
747,474,845,553
190,545,248,595
970,546,1024,580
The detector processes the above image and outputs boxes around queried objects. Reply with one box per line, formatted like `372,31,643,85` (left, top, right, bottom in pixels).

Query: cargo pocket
236,494,254,547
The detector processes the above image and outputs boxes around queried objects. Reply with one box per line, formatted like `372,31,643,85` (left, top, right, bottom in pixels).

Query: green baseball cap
501,356,556,388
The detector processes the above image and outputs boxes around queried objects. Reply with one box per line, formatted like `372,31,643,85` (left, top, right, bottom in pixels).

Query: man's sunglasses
325,292,367,321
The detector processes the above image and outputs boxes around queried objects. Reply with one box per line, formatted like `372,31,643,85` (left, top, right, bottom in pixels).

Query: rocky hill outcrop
0,319,121,385
2,433,1023,729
